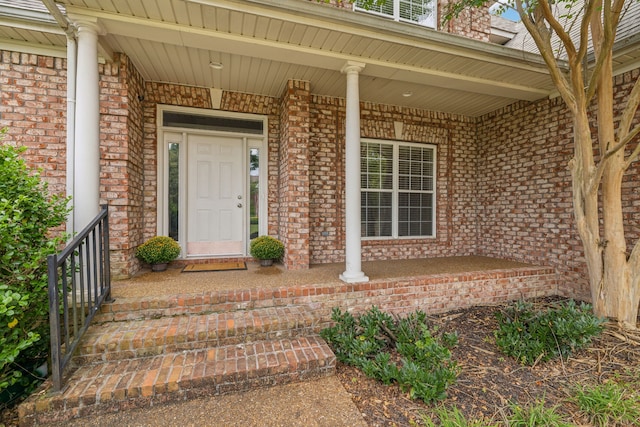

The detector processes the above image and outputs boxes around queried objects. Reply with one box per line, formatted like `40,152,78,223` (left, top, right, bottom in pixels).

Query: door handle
237,203,243,208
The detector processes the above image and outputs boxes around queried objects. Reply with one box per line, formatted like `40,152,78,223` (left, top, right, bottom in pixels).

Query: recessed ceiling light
209,61,224,70
402,91,413,97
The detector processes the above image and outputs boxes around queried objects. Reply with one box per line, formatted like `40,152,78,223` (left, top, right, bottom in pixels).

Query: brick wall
278,81,311,269
309,96,346,263
98,54,146,278
476,67,640,301
0,51,67,196
309,97,479,264
438,1,491,41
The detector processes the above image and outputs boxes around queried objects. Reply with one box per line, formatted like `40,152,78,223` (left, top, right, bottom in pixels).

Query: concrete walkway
51,376,366,427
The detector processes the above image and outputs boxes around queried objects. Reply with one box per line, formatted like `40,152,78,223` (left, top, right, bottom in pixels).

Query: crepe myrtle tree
331,0,640,327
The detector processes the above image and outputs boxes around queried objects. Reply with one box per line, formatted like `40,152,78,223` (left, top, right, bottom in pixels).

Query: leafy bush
135,236,181,265
0,138,70,399
494,299,605,365
321,306,459,403
249,235,284,260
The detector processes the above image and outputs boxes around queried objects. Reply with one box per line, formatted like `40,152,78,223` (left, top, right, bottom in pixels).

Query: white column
65,35,77,238
73,18,101,232
340,61,369,284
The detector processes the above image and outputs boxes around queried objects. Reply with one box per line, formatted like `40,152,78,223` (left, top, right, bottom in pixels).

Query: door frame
156,105,268,258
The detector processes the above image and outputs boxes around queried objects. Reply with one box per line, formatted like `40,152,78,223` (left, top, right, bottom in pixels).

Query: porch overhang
2,0,639,116
1,0,562,117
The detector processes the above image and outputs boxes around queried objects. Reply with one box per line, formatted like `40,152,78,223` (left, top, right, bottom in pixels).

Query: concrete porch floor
112,256,533,299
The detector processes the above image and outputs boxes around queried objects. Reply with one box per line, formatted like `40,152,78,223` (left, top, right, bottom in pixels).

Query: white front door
186,134,244,257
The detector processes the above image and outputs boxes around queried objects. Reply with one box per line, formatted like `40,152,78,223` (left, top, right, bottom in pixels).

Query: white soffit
8,0,565,116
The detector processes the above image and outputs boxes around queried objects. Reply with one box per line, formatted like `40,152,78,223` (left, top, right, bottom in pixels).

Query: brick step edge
19,336,336,427
76,306,325,363
93,286,341,323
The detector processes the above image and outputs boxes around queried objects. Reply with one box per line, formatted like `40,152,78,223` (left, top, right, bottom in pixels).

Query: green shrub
249,235,284,260
321,306,459,403
494,299,605,365
0,137,70,399
571,382,640,427
135,236,181,265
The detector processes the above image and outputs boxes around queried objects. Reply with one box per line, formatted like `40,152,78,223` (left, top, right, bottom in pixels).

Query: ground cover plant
321,306,459,403
571,381,640,427
333,297,640,426
494,299,605,365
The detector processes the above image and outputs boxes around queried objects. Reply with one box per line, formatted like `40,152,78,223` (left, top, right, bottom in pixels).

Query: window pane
355,0,394,16
168,143,179,241
399,145,434,191
163,112,263,134
399,0,436,27
361,191,392,237
398,192,433,237
249,148,259,239
362,142,393,190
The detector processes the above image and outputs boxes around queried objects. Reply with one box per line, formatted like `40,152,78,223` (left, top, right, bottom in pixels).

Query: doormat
182,262,247,273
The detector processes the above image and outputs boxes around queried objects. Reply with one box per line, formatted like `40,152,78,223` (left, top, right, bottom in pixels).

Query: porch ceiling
0,0,611,117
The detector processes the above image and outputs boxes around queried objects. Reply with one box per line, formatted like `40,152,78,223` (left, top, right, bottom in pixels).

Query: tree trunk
571,111,603,304
598,158,636,326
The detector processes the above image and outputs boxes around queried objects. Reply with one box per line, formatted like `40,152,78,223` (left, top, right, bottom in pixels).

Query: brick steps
19,300,336,426
77,306,323,363
20,336,335,426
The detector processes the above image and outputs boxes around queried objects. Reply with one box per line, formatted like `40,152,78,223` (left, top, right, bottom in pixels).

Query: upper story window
354,0,437,29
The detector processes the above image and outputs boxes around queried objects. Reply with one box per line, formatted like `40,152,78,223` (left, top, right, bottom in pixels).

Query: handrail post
101,204,112,302
48,254,62,392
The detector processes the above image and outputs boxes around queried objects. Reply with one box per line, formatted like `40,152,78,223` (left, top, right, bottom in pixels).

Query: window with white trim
361,140,436,238
355,0,437,29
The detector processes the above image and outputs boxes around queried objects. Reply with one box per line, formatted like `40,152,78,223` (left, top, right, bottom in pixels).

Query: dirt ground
336,297,640,426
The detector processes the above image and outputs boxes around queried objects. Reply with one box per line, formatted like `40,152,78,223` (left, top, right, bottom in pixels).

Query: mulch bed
336,297,640,426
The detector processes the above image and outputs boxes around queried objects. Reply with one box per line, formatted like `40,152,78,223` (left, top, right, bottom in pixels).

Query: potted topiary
135,236,181,272
249,235,284,266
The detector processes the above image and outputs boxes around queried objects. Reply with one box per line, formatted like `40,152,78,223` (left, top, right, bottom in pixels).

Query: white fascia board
0,5,58,26
0,15,64,35
0,37,66,57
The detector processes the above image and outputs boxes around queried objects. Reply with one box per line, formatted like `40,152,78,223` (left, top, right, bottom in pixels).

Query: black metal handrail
47,204,111,391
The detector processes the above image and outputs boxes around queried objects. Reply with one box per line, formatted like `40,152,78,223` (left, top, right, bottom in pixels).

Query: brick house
0,0,639,301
